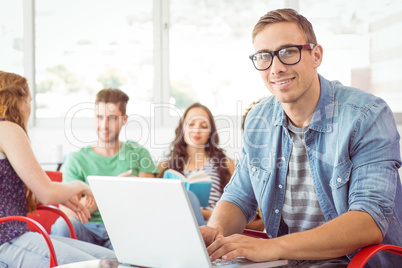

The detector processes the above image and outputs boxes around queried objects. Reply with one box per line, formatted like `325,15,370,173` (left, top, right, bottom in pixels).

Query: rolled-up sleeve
219,148,259,223
348,99,401,236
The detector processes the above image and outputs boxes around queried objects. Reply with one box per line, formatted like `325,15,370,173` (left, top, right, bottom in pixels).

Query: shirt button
337,177,342,183
281,157,285,161
275,209,279,214
252,167,257,172
278,184,283,189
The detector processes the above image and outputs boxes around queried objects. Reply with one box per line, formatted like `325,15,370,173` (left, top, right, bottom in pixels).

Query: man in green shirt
51,88,157,249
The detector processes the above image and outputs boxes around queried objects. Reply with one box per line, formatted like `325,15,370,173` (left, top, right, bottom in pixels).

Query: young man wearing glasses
202,8,402,267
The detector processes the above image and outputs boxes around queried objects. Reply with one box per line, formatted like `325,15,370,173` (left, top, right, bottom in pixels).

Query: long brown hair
160,103,230,190
0,71,36,212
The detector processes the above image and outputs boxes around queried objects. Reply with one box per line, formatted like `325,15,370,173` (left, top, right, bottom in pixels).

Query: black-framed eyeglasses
249,43,316,71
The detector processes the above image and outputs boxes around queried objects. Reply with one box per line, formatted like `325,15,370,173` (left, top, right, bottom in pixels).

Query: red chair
28,204,77,239
242,229,269,239
242,229,402,268
348,244,402,268
27,171,76,239
0,216,58,267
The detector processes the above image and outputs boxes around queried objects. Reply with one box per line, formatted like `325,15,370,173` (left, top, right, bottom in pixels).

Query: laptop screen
88,176,288,268
88,176,212,267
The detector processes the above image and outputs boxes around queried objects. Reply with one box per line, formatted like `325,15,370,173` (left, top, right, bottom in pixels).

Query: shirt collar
309,74,335,133
274,74,335,133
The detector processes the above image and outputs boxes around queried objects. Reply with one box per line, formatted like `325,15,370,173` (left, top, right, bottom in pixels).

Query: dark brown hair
95,88,129,115
252,8,317,44
160,103,230,190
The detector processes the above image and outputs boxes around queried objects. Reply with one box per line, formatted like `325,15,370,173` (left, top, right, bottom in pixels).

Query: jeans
0,232,115,267
51,217,113,250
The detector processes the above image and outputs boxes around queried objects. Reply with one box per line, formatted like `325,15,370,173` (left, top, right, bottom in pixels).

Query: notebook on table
87,176,288,268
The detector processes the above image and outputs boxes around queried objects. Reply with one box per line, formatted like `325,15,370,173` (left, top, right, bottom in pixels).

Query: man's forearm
207,201,248,236
207,210,383,263
273,210,383,260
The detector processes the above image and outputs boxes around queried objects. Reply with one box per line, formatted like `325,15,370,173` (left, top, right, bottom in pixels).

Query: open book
163,169,212,207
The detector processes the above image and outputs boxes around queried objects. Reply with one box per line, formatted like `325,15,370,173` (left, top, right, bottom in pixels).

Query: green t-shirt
62,140,158,224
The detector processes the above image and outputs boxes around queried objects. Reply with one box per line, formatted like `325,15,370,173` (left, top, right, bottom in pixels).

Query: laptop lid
88,176,212,267
88,176,287,268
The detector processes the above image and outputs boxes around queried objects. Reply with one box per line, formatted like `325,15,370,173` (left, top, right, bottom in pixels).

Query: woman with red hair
0,71,115,267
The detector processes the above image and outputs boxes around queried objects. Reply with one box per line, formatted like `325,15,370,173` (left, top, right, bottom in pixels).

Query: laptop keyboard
212,258,243,266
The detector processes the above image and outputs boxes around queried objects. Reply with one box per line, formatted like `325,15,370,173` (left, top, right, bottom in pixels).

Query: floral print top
0,130,30,245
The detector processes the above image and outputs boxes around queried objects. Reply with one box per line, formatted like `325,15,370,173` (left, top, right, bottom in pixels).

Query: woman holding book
158,102,235,222
0,71,115,267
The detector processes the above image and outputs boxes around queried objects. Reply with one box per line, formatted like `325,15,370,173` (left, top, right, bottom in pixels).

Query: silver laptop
87,176,288,268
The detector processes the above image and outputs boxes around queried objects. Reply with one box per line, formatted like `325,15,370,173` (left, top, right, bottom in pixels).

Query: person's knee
51,217,80,237
186,190,206,226
104,240,114,250
187,190,201,208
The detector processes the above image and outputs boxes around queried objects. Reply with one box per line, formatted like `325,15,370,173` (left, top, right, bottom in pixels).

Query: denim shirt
221,75,402,267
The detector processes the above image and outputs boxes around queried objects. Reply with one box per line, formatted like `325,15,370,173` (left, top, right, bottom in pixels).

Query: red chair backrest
44,170,63,182
27,171,63,233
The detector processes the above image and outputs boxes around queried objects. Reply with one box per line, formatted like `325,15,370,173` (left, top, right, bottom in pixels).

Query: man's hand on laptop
200,225,222,246
207,233,279,263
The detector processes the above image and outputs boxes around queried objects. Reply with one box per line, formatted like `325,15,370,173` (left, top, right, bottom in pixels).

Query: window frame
24,0,175,128
22,0,402,128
